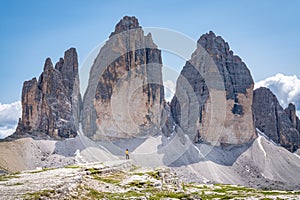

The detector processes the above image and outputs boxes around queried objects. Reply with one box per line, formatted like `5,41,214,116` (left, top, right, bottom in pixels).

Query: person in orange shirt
125,149,129,160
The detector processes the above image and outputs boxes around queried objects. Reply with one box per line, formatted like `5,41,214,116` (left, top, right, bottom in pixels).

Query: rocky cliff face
15,48,81,138
253,87,300,152
285,103,300,133
171,31,256,145
82,16,164,140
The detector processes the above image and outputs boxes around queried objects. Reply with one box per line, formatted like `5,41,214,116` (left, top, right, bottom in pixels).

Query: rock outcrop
15,48,81,138
171,31,256,145
82,16,164,140
161,102,175,137
285,103,300,133
253,87,300,152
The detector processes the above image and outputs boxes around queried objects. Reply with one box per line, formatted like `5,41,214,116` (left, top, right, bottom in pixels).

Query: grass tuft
28,168,56,174
0,174,21,181
65,165,80,169
23,189,55,200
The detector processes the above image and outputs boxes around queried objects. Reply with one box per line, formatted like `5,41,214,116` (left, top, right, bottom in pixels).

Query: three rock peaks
15,16,300,152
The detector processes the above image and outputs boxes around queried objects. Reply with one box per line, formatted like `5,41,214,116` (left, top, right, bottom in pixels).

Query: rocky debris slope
170,31,256,145
253,87,300,152
15,48,81,139
0,133,117,172
0,137,74,172
172,132,300,191
82,16,164,140
1,160,299,200
3,124,300,192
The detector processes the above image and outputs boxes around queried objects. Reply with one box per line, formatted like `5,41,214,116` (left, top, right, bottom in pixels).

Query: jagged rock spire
253,87,300,152
43,58,53,71
110,16,141,37
15,48,81,139
82,16,164,140
171,31,256,145
197,30,254,100
285,103,299,130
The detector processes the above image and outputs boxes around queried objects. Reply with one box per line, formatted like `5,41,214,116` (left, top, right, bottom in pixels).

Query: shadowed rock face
171,31,256,145
285,103,300,133
253,87,300,152
82,16,164,140
197,31,253,102
15,48,81,139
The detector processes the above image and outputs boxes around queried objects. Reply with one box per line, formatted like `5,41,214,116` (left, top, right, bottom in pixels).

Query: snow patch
75,149,86,164
293,153,300,160
202,176,210,184
261,173,267,179
256,128,278,146
193,144,205,158
258,136,267,158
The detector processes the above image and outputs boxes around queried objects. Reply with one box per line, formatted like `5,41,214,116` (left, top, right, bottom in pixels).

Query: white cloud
0,101,22,139
0,126,16,139
255,73,300,115
164,80,176,102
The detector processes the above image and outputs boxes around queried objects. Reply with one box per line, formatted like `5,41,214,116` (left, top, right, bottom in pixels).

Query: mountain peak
43,58,53,71
197,31,232,56
110,16,141,37
208,30,216,37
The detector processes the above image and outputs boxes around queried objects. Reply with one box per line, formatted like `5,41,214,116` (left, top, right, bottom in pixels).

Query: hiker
125,149,129,160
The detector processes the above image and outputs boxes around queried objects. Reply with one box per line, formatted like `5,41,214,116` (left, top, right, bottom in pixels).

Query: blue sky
0,0,300,103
